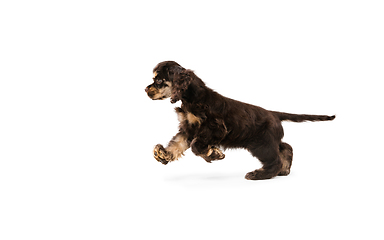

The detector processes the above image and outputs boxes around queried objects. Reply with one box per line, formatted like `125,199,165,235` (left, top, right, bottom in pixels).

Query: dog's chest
176,107,202,126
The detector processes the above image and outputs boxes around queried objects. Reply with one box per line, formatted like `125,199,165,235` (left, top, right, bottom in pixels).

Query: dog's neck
181,86,225,114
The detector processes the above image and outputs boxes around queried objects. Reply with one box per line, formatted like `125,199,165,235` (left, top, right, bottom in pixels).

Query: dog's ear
153,61,182,81
171,69,197,104
167,65,184,81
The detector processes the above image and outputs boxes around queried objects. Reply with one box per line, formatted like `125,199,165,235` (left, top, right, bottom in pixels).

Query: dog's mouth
146,88,171,100
148,94,166,100
153,96,167,100
145,83,172,100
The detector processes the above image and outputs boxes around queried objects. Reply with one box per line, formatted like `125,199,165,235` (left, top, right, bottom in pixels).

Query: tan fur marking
281,157,290,171
166,134,189,161
186,112,201,125
153,71,158,78
150,82,172,100
207,148,213,156
176,110,201,126
177,111,187,122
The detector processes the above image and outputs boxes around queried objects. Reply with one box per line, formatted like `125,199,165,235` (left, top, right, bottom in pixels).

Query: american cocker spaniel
145,61,335,180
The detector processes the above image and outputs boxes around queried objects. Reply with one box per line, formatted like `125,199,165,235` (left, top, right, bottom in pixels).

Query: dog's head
145,61,187,103
146,61,205,103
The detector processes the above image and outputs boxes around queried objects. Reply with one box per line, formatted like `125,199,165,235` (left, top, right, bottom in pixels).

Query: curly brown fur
145,61,335,180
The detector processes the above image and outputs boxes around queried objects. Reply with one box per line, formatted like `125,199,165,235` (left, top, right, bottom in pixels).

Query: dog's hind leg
245,143,282,180
278,142,293,176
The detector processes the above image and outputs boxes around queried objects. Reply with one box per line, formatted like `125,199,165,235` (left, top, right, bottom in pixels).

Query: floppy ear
153,61,182,78
170,69,194,104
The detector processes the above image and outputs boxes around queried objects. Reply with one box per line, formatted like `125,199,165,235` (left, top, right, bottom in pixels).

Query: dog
145,61,335,180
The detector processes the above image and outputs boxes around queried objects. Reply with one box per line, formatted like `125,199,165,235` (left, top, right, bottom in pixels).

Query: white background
1,0,383,239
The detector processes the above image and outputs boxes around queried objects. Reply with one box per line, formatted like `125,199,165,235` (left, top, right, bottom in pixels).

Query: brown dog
146,61,335,180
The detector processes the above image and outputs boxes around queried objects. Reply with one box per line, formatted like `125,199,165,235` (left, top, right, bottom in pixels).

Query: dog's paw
153,144,171,165
245,170,262,180
209,147,225,160
204,147,225,163
245,169,276,180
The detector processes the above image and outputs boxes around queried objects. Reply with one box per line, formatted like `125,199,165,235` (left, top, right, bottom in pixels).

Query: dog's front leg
153,132,190,165
190,138,225,163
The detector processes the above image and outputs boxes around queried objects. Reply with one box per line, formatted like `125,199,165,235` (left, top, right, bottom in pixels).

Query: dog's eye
156,79,163,84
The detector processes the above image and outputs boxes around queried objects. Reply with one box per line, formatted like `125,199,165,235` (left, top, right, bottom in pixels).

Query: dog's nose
145,86,149,93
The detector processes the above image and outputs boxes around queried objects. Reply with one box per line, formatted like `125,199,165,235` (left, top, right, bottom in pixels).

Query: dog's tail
272,111,336,123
